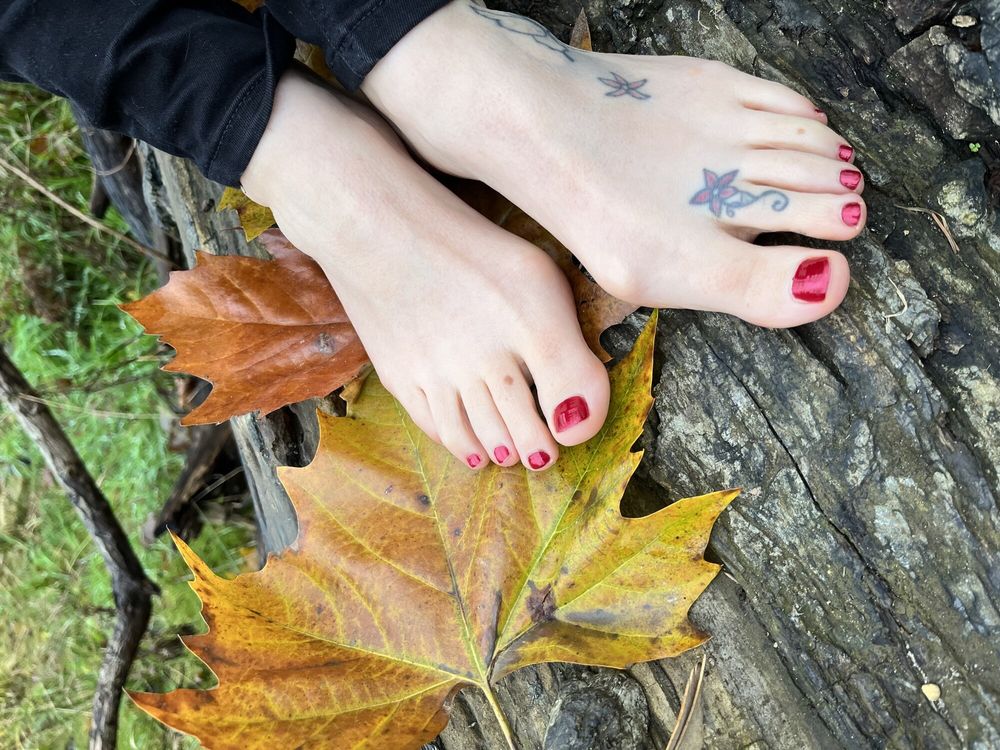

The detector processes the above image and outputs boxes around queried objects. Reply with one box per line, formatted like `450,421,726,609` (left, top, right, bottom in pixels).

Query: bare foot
241,69,610,470
363,2,864,327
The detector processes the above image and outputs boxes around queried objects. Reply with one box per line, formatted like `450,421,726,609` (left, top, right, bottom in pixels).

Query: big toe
644,235,850,328
527,340,610,447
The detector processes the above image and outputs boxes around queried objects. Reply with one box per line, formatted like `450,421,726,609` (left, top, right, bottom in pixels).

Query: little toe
659,237,850,327
746,111,854,162
526,345,610,447
740,150,864,195
425,388,488,470
391,385,440,444
461,380,520,467
487,366,559,471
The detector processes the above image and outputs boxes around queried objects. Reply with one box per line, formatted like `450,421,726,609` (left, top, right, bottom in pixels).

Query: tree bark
141,0,1000,747
0,348,158,750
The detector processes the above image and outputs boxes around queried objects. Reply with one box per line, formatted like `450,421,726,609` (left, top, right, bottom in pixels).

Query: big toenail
842,202,862,226
553,396,589,433
838,144,854,162
840,169,862,190
528,451,550,469
494,446,510,463
792,258,830,302
467,454,482,468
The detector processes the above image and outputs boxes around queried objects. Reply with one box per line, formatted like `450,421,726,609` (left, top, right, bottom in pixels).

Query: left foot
363,1,864,328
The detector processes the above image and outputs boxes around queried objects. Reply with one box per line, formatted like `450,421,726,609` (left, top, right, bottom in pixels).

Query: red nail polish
838,144,854,162
494,446,510,463
528,451,550,470
842,202,862,226
467,454,481,468
814,107,825,115
792,257,830,303
553,396,589,433
840,169,862,190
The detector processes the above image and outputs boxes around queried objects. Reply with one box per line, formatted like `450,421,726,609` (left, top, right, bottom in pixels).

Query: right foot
241,70,610,471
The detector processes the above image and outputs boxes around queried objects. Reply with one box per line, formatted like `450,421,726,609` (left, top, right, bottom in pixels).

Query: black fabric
0,1,297,186
264,0,451,90
0,0,448,186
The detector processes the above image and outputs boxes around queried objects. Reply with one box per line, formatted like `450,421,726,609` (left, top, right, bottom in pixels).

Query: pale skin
243,1,867,472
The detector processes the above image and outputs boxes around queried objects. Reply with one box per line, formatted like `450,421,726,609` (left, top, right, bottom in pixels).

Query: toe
740,150,864,195
425,388,487,470
737,76,826,122
659,236,850,327
745,111,854,162
390,384,440,444
487,364,559,471
526,343,610,447
461,380,519,467
710,186,866,241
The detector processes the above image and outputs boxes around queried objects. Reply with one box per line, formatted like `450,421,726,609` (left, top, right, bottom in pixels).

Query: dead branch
0,345,159,750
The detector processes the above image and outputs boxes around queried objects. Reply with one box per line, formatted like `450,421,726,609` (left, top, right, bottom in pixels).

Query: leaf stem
483,684,516,750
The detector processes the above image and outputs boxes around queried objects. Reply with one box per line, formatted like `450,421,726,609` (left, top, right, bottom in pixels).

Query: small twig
17,393,163,420
884,274,909,321
189,466,245,506
92,139,137,177
896,205,961,254
0,153,173,265
40,373,153,397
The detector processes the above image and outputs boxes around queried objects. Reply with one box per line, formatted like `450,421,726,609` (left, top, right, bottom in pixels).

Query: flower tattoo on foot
689,169,789,217
598,72,651,99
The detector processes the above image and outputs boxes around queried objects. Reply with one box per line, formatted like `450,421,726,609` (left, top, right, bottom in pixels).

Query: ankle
361,2,565,177
241,67,385,210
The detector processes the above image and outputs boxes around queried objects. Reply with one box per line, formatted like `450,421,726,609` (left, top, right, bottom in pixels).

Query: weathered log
140,0,1000,747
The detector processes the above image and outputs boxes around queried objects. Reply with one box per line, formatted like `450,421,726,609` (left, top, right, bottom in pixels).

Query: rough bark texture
139,0,1000,747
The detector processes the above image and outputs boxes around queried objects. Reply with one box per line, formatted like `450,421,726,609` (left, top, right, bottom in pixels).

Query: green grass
0,84,253,749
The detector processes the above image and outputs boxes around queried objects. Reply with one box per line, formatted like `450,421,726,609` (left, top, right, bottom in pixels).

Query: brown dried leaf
120,230,368,425
569,9,593,51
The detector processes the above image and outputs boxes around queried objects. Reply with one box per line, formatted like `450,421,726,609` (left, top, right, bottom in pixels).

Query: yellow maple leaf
130,313,736,748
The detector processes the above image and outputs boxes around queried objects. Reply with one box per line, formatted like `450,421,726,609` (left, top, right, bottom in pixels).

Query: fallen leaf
217,187,274,242
120,230,367,425
296,41,338,86
231,0,263,12
569,9,593,51
130,315,737,748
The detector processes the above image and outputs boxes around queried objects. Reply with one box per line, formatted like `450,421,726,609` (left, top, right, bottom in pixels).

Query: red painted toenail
842,202,862,226
840,169,862,190
494,446,510,463
553,396,589,433
528,451,550,469
814,107,825,115
838,144,854,162
467,454,482,468
792,257,830,303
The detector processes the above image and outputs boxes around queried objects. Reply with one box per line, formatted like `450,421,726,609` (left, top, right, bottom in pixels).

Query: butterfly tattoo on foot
598,72,651,99
690,169,789,217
